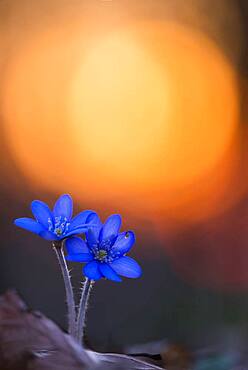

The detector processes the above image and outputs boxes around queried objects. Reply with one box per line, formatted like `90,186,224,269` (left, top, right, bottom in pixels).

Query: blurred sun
69,32,169,185
3,20,240,223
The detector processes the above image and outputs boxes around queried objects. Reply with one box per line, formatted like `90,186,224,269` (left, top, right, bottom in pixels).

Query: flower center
95,249,108,262
48,216,70,237
54,227,63,236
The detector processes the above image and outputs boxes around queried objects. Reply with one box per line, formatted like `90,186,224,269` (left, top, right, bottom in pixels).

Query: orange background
1,0,248,291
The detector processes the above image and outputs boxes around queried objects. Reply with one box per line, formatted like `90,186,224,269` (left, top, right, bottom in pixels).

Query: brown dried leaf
0,290,93,370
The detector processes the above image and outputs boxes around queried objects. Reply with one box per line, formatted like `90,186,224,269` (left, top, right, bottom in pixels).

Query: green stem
77,278,94,345
53,241,77,338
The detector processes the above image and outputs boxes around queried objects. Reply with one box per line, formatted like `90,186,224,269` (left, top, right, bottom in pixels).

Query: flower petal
86,229,99,249
99,214,121,243
87,212,102,227
39,230,59,241
31,200,53,229
85,213,102,247
65,237,90,255
53,194,73,220
65,227,88,237
111,231,135,256
66,253,93,262
110,256,142,278
99,263,122,282
69,210,96,231
14,218,44,234
83,261,102,281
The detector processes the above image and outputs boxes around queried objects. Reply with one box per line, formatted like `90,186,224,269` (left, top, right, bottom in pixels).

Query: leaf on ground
0,290,93,370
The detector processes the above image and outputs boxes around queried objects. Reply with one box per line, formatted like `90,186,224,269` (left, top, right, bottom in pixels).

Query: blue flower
14,194,96,241
65,213,142,282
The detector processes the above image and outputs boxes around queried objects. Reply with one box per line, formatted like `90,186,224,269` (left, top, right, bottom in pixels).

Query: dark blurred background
1,0,248,361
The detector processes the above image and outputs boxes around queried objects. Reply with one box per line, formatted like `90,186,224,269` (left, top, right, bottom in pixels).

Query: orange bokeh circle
2,21,240,222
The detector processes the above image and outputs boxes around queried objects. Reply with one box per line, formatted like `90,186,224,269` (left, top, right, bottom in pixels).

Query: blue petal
86,229,98,249
69,210,96,231
65,237,90,254
85,213,102,247
66,253,93,262
110,256,142,278
53,194,73,220
87,212,102,228
83,261,102,281
99,263,122,282
111,231,135,256
14,218,45,235
39,230,59,241
65,227,88,237
31,200,53,229
99,214,121,243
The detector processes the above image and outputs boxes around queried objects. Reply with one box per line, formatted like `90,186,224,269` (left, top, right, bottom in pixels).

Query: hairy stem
53,241,76,338
77,278,94,345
